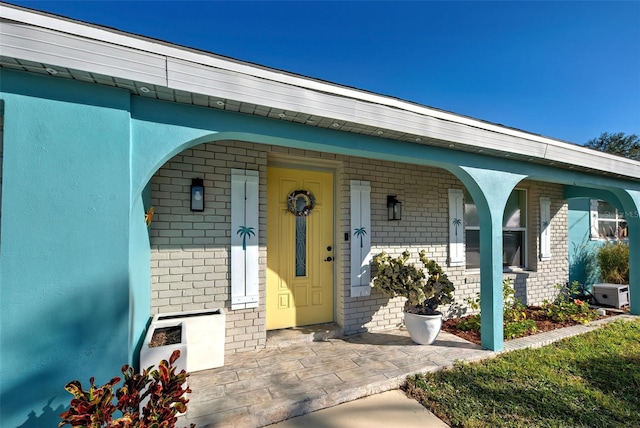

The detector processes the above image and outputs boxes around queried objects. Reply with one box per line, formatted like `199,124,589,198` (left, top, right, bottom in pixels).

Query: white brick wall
150,141,569,353
521,181,568,305
339,160,461,334
150,141,267,354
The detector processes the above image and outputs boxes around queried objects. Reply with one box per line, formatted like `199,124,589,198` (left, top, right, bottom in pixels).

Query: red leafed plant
59,349,195,428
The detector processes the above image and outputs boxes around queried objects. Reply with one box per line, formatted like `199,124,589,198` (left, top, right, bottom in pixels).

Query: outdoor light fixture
190,178,205,212
387,195,402,221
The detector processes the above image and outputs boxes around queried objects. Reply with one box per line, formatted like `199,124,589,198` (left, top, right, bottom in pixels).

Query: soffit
0,5,638,182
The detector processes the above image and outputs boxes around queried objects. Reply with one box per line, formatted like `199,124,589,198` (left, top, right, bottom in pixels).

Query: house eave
1,2,638,181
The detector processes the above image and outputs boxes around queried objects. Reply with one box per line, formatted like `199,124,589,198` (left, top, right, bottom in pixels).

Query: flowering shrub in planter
371,250,455,344
371,250,455,315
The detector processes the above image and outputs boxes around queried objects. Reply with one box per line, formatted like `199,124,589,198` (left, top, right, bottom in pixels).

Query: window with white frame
464,189,527,269
590,199,627,240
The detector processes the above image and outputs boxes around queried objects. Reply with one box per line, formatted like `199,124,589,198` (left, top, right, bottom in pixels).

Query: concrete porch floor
180,315,634,428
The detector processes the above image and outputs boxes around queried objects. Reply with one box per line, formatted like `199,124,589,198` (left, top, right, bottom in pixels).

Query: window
464,189,527,269
590,200,627,240
464,191,480,269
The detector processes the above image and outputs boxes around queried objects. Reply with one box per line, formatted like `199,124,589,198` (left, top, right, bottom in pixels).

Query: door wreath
287,190,316,216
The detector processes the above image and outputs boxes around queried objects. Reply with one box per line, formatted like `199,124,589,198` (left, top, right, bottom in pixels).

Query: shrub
543,299,598,325
597,242,629,284
542,281,599,325
456,279,537,339
371,250,455,315
59,349,194,428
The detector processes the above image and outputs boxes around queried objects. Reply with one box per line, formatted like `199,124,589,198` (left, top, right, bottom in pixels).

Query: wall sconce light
387,195,402,221
190,178,205,212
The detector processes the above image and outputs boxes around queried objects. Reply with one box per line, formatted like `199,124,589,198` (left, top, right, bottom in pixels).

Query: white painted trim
504,188,528,269
448,189,465,266
590,199,600,239
231,169,259,310
539,197,551,260
350,180,372,297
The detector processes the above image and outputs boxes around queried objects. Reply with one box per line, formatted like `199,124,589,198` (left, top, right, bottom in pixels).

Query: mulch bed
441,306,613,345
149,326,182,348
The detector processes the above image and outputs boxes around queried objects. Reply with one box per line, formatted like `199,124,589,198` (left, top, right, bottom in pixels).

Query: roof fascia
1,2,638,180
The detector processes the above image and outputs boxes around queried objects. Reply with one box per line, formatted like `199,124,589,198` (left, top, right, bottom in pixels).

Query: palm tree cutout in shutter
237,226,255,251
353,227,367,248
452,218,462,236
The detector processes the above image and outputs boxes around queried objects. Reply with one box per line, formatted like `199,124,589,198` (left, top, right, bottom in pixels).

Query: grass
404,319,640,428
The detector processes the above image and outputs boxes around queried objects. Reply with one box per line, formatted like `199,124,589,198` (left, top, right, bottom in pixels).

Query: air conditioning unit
592,283,629,309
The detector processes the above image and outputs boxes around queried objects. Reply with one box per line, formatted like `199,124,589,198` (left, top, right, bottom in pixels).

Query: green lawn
405,319,640,428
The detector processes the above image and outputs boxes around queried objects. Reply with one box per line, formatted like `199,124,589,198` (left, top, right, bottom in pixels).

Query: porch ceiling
1,3,639,183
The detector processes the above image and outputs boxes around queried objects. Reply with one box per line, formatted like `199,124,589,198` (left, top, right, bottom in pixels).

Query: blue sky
8,1,640,146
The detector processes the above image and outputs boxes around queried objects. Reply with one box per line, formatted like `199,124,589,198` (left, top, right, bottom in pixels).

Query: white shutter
231,169,259,310
590,199,599,239
350,180,372,297
540,197,551,260
448,189,464,266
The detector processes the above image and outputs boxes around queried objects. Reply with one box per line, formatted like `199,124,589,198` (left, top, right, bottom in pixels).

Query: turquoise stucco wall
0,70,133,427
1,66,639,427
567,191,630,287
568,198,602,286
613,189,640,315
567,191,638,315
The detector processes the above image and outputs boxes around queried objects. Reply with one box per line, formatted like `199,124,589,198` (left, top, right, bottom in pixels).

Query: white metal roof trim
544,145,636,179
168,56,551,159
167,57,359,117
350,101,549,156
1,3,638,179
0,4,602,148
0,18,167,85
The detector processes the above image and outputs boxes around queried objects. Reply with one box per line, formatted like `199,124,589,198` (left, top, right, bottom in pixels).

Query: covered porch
181,316,632,427
1,6,639,426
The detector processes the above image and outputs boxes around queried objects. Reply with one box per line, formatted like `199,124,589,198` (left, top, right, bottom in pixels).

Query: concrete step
266,322,343,349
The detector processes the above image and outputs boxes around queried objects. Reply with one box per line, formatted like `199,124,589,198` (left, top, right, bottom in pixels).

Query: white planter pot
404,312,442,345
140,319,188,373
140,308,225,373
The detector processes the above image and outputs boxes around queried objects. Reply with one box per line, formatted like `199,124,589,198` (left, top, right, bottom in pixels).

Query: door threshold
266,323,343,349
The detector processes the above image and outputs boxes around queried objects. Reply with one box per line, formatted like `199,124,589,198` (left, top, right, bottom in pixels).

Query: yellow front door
267,167,334,330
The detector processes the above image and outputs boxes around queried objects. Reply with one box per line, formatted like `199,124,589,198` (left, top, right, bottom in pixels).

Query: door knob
324,256,333,262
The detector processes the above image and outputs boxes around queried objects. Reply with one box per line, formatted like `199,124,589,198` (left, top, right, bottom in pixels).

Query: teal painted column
129,193,152,366
456,167,527,351
616,190,640,315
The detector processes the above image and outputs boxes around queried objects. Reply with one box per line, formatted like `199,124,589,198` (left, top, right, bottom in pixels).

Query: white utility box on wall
592,283,629,309
140,308,225,373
